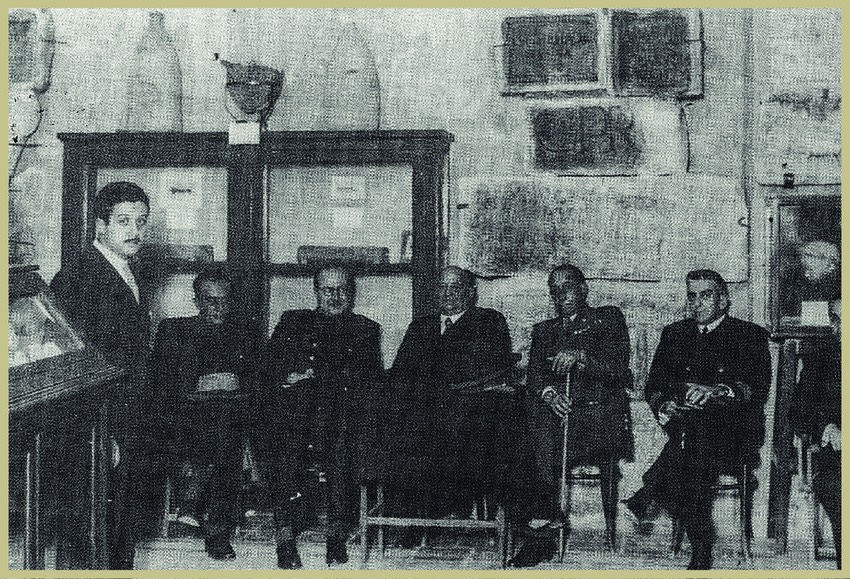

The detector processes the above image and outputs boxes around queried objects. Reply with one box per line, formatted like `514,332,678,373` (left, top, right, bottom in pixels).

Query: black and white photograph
7,7,841,574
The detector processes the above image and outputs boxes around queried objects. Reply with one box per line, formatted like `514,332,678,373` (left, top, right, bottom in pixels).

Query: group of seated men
49,182,839,571
146,262,788,571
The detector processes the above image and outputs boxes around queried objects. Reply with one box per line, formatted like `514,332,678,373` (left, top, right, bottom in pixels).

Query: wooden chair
556,456,619,559
798,434,835,562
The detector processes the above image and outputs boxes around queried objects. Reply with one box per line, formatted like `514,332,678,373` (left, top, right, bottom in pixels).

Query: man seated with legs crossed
623,269,771,570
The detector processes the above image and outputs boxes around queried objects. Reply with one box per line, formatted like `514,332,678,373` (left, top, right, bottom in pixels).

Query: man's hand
542,389,570,419
550,349,587,376
285,368,315,386
822,423,841,452
682,382,728,408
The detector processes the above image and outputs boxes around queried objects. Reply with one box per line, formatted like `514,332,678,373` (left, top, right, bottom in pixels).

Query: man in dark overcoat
388,266,515,518
257,266,383,569
790,298,841,568
149,267,252,560
623,269,771,570
509,263,633,567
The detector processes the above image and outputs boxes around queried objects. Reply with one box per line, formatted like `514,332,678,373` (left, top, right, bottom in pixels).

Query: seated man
150,267,251,560
509,264,633,567
257,266,383,569
623,269,771,570
790,299,841,568
388,266,514,519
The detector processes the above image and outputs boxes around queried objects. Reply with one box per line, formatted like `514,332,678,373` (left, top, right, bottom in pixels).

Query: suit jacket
526,305,634,484
150,316,253,435
644,315,771,465
50,248,151,439
385,306,515,487
390,306,513,389
50,248,150,369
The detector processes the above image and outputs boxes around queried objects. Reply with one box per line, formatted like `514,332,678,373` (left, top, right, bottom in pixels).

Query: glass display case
769,194,840,337
9,265,122,570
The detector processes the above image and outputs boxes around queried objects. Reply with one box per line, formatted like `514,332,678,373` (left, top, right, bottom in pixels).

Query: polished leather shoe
326,534,349,565
507,538,556,568
204,535,236,560
277,539,303,569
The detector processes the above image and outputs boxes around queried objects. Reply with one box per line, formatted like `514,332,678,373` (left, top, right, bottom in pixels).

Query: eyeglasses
318,286,350,297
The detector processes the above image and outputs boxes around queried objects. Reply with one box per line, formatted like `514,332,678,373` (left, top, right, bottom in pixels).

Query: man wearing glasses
257,266,383,569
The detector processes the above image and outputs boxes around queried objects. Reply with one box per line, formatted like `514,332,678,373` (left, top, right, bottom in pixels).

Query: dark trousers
175,399,243,538
264,405,355,539
813,448,841,568
639,430,754,569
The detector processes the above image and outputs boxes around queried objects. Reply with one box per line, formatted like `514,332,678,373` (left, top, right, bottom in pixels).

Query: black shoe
204,535,236,560
277,538,302,569
687,542,712,570
507,538,556,568
326,534,349,565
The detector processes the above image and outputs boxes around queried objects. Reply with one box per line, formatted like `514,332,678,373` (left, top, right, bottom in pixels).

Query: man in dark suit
150,268,251,560
790,298,841,568
50,181,152,569
389,266,514,519
508,263,633,567
623,269,771,570
258,266,383,569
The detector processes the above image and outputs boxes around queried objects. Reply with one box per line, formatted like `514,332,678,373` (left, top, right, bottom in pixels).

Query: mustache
124,238,141,243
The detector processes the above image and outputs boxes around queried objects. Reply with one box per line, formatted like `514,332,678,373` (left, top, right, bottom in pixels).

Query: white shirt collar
699,314,726,334
441,309,468,331
93,239,140,303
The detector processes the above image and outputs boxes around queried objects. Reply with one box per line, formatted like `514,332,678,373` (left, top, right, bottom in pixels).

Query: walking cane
558,370,571,563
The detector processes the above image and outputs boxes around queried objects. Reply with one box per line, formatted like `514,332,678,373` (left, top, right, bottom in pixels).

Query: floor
132,517,837,571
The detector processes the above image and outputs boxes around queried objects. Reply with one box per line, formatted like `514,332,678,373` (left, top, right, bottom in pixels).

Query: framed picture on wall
769,194,841,337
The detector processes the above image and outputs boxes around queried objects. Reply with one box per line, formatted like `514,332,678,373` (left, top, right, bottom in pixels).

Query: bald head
438,266,477,315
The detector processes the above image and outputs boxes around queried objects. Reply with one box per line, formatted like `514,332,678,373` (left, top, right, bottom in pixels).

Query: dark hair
313,266,356,295
92,182,150,223
548,264,586,286
193,266,232,299
685,269,729,298
548,263,588,302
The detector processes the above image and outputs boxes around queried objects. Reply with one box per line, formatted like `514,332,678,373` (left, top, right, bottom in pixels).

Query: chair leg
671,517,685,556
359,485,369,567
161,476,172,539
740,466,752,562
601,457,618,552
377,485,385,556
813,496,822,560
496,503,507,568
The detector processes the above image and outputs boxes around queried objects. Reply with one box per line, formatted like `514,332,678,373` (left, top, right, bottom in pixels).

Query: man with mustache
508,263,633,567
622,269,771,570
50,181,152,569
257,266,383,569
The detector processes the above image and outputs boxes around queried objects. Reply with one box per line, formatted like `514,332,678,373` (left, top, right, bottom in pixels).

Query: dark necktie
444,317,453,333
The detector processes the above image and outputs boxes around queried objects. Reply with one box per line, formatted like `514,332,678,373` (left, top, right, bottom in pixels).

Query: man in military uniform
257,266,383,569
509,264,633,567
623,269,771,570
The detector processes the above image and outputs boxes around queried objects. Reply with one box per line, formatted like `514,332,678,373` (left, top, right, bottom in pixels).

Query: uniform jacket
644,315,772,465
526,305,634,484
